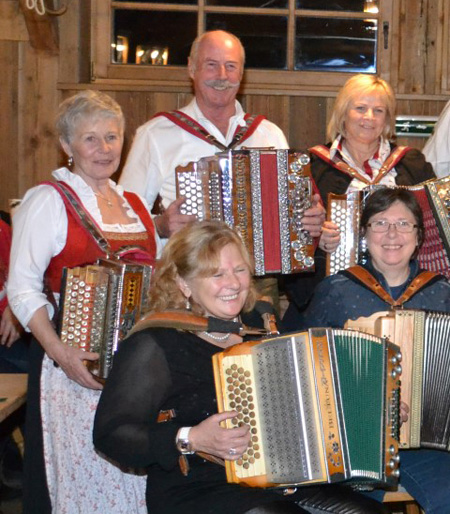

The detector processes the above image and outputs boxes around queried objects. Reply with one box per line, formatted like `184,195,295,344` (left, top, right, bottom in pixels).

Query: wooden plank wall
0,0,449,212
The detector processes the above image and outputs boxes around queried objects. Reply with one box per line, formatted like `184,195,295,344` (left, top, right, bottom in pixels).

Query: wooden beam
0,0,29,42
18,0,59,55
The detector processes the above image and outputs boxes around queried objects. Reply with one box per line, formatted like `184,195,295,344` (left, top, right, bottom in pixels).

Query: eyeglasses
367,220,418,233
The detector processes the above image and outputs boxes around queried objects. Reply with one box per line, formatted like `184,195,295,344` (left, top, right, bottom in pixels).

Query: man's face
189,33,243,112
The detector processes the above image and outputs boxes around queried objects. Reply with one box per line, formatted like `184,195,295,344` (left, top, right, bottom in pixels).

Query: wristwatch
176,426,195,454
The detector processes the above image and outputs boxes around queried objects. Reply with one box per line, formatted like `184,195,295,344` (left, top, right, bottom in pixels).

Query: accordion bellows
58,258,153,379
346,309,450,451
327,177,450,278
176,149,314,275
213,329,401,488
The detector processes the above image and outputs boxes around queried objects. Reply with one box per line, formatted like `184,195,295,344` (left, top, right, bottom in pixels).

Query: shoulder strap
154,110,266,151
42,181,110,254
127,310,271,339
343,265,441,307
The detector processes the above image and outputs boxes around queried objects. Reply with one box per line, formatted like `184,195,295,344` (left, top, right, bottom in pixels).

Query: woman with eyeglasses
297,187,450,514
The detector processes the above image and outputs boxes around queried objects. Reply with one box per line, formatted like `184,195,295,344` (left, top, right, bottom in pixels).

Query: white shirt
7,168,161,329
119,99,289,209
329,135,398,192
423,100,450,178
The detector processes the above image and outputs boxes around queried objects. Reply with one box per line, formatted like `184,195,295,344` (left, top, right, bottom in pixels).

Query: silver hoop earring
68,156,73,167
185,298,191,311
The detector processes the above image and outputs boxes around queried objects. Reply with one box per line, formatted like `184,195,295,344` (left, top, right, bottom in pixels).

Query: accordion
58,258,153,379
213,329,401,488
176,149,314,275
326,177,450,278
346,310,450,451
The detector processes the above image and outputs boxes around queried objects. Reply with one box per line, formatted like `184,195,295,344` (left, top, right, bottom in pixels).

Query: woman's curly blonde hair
148,220,258,315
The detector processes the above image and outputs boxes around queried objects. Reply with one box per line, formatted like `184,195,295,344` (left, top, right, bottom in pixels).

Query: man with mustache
120,30,324,240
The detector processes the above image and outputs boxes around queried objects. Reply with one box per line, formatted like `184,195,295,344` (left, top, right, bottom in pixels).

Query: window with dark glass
110,0,380,72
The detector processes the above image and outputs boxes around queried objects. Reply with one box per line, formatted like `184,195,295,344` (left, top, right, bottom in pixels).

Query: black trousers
22,340,51,514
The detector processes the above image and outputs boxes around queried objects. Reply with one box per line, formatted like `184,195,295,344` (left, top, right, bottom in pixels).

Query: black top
93,303,390,514
93,305,297,514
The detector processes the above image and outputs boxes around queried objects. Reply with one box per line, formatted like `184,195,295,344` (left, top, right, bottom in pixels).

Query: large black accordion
176,149,314,275
58,258,153,379
326,177,450,278
346,309,450,451
213,328,401,489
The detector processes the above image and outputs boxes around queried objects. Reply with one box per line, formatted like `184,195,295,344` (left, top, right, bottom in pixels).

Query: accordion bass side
58,259,153,379
326,177,450,278
346,310,450,452
176,149,314,275
212,329,401,488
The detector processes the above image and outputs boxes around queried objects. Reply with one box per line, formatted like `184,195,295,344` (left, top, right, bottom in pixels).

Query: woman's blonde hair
56,90,124,143
327,74,396,141
149,220,257,315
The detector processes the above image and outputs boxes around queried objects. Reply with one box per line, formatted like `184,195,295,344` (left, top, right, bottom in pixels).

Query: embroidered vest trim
154,110,266,151
309,145,411,185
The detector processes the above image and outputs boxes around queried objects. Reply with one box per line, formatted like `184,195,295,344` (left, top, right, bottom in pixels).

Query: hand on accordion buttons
154,197,197,238
400,401,410,425
300,194,326,238
319,221,341,253
51,342,103,391
189,411,251,460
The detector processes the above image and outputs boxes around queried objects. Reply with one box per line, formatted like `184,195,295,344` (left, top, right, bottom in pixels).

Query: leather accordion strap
344,265,440,307
155,110,266,151
126,310,271,339
310,145,411,185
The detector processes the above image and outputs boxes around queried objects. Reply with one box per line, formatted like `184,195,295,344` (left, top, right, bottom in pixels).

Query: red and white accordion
326,176,450,278
176,149,315,276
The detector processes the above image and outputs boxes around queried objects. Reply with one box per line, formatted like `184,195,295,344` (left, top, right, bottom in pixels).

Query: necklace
94,191,114,207
201,331,231,342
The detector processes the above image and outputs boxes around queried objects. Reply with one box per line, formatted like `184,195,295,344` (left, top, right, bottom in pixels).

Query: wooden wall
0,0,449,211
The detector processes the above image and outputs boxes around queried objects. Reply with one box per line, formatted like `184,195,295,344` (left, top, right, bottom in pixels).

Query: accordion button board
58,259,153,380
213,329,401,489
176,149,315,275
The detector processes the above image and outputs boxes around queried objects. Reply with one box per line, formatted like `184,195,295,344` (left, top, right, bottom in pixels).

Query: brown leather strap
156,408,225,473
127,310,268,339
344,266,440,307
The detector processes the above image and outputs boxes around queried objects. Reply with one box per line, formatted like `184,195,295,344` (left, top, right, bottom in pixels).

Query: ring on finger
229,448,237,456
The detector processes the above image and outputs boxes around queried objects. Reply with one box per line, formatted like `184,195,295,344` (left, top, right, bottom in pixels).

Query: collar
190,98,247,129
51,167,124,224
329,135,392,169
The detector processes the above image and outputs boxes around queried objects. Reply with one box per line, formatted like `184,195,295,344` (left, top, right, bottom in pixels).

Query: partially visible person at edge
7,90,161,514
297,188,450,514
282,74,436,329
422,99,450,178
119,29,334,309
0,217,29,501
94,220,388,514
0,218,28,371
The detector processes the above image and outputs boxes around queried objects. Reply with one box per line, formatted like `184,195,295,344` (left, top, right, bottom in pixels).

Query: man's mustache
204,79,240,91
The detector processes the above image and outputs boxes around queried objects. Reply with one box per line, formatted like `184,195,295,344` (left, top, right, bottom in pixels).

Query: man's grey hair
188,30,245,74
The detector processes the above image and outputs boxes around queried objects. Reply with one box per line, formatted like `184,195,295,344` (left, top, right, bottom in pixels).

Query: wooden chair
383,491,423,514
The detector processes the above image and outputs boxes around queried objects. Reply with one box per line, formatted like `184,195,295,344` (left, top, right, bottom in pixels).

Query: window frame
91,0,394,94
